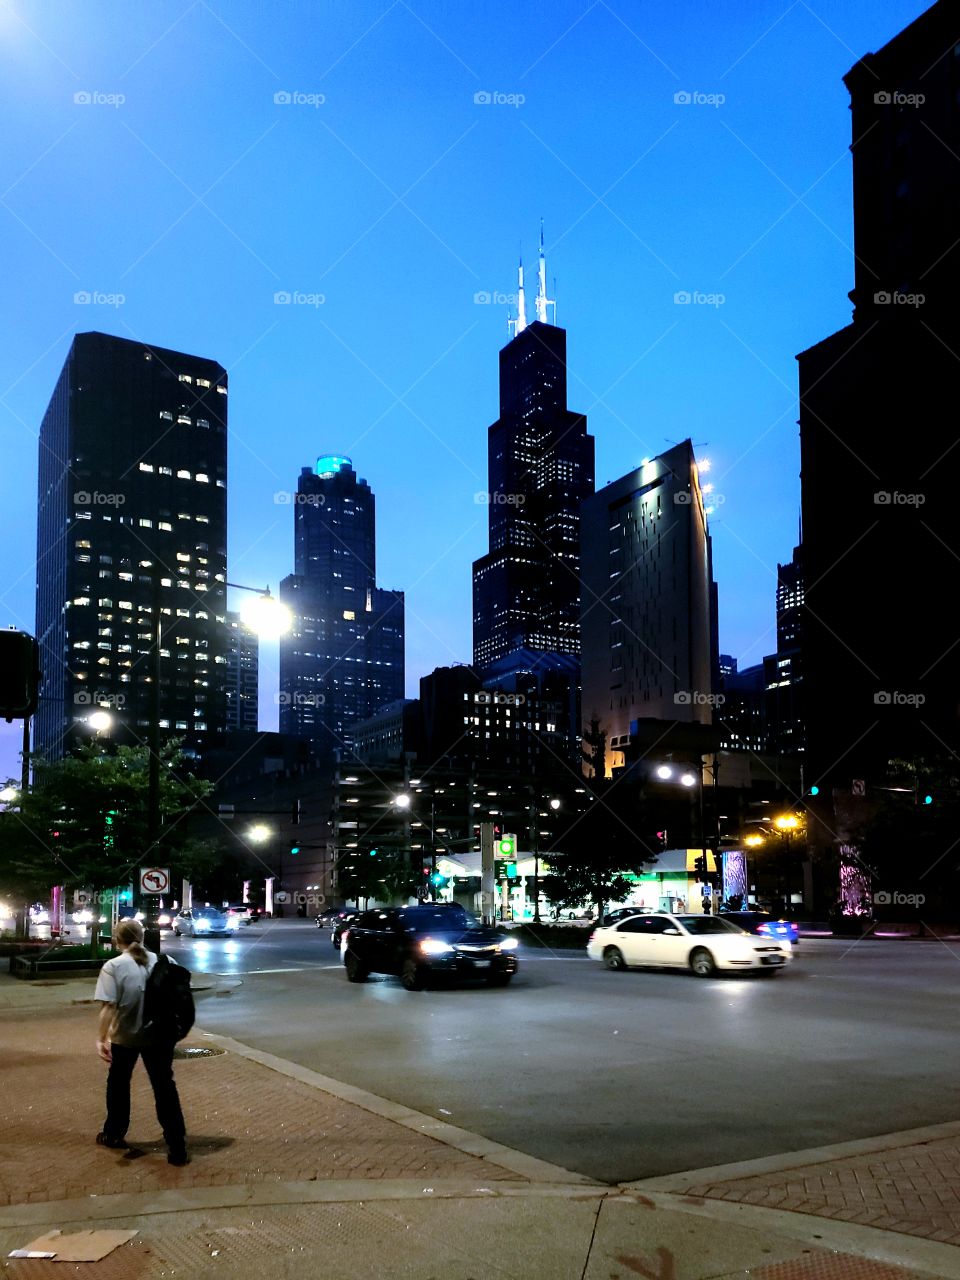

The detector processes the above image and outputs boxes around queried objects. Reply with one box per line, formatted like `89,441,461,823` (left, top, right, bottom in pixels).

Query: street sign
139,867,171,895
852,779,866,797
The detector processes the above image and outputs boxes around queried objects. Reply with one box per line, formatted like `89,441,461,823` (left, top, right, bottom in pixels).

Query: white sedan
587,912,792,977
172,907,238,937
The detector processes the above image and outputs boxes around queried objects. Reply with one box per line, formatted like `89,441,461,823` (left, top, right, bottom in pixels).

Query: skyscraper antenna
535,219,555,324
508,253,527,337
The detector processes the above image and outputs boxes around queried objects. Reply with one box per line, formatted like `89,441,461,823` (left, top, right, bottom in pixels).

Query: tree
543,778,656,918
0,741,218,905
335,839,421,908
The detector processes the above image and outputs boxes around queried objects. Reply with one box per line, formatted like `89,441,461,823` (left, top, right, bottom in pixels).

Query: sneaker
95,1132,129,1150
167,1148,190,1166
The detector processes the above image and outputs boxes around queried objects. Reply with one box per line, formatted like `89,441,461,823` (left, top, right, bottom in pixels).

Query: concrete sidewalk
1,978,959,1278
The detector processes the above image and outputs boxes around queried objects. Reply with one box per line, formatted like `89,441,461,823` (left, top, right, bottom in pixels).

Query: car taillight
757,923,770,934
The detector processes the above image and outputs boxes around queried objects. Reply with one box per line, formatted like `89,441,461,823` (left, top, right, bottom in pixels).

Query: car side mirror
663,927,682,935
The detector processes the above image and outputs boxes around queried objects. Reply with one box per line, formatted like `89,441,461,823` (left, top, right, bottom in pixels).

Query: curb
200,1030,598,1187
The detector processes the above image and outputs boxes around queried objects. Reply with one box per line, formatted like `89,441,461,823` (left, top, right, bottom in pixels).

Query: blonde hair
114,918,150,967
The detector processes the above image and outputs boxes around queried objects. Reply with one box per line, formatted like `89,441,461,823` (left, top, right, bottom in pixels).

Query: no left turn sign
140,867,171,894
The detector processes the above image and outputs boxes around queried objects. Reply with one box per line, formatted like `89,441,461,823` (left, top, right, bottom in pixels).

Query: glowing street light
744,834,765,848
246,823,272,843
0,785,18,803
238,589,291,639
680,771,697,788
88,709,113,733
393,793,412,810
656,765,673,780
774,814,800,831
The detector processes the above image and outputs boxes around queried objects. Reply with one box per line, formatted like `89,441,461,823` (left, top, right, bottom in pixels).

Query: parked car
330,910,360,949
600,907,645,927
720,911,799,946
226,904,260,925
342,903,519,990
586,912,793,977
172,906,238,937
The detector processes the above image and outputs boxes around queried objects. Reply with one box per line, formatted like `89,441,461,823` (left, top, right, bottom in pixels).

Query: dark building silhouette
225,611,259,732
762,545,804,758
279,457,404,757
580,441,717,775
718,659,765,755
472,245,594,670
35,331,228,759
798,1,958,793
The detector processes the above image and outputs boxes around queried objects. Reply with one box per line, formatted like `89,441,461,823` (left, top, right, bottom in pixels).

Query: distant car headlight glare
195,919,210,930
499,937,519,951
227,916,240,930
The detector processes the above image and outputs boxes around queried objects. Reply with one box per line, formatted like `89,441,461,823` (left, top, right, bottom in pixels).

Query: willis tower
472,230,595,671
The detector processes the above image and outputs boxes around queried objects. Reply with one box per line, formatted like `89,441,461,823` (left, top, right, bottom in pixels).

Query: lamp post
394,790,446,901
530,796,561,924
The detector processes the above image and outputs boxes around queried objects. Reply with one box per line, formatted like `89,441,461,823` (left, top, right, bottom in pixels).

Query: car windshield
677,916,744,935
400,906,474,934
194,907,223,919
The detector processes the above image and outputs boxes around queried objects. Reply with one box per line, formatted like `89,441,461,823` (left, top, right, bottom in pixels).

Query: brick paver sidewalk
0,1005,520,1207
673,1136,960,1247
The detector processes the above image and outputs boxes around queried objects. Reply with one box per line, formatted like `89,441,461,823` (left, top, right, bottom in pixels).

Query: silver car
172,906,237,937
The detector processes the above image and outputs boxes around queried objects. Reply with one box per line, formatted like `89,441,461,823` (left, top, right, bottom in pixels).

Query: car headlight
195,919,210,930
158,914,171,925
227,916,240,929
499,937,519,951
420,938,454,955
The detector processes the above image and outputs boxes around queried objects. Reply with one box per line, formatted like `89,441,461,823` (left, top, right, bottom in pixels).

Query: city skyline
0,0,927,779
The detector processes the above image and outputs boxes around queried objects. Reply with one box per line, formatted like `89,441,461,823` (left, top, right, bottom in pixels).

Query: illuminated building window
196,378,211,388
178,374,192,384
159,411,173,421
139,462,154,472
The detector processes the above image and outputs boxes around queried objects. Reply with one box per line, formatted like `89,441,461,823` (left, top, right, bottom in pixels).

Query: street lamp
235,587,292,640
530,796,561,924
88,708,113,734
0,785,19,804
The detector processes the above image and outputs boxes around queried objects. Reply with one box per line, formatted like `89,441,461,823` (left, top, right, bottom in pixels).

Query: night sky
0,0,924,776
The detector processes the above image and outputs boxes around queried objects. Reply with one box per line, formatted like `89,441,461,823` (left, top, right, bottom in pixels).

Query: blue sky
0,0,924,776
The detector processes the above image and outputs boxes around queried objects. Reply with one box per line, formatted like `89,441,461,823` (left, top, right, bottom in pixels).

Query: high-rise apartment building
580,441,716,774
278,456,404,757
798,1,957,788
35,331,229,759
472,240,594,670
225,611,259,732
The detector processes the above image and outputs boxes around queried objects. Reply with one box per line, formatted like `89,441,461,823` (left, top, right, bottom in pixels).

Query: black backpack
142,955,195,1043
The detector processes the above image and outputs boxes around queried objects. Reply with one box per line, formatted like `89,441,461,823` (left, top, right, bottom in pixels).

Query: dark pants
104,1042,186,1149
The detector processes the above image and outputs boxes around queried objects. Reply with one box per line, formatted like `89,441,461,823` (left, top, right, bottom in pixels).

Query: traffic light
808,785,820,797
289,840,300,855
655,829,668,848
369,848,378,857
922,794,933,806
0,629,41,722
694,854,706,875
430,871,445,886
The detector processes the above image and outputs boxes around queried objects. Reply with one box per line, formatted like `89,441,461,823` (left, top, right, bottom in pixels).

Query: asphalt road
165,921,960,1184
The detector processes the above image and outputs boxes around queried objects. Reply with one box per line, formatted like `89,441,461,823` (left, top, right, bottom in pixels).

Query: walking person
93,918,189,1165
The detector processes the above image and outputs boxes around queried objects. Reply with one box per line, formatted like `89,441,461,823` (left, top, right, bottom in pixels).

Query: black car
600,907,643,927
342,904,519,990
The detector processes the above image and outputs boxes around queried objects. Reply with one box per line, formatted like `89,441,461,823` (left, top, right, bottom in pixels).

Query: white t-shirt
94,949,157,1047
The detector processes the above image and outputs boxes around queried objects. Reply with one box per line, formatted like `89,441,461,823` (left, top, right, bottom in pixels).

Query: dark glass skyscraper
35,331,229,760
279,457,404,757
472,297,594,669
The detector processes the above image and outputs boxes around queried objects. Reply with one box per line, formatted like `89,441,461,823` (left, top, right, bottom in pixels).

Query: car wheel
344,951,368,983
401,958,425,991
486,972,513,987
690,947,716,978
603,946,627,971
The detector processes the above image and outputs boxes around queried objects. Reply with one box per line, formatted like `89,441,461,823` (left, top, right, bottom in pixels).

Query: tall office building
798,1,958,789
580,441,716,774
225,611,259,732
472,238,594,670
279,456,404,757
762,546,804,757
35,331,228,759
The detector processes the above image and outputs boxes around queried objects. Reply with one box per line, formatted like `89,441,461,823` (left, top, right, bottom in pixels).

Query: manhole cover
173,1046,226,1059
